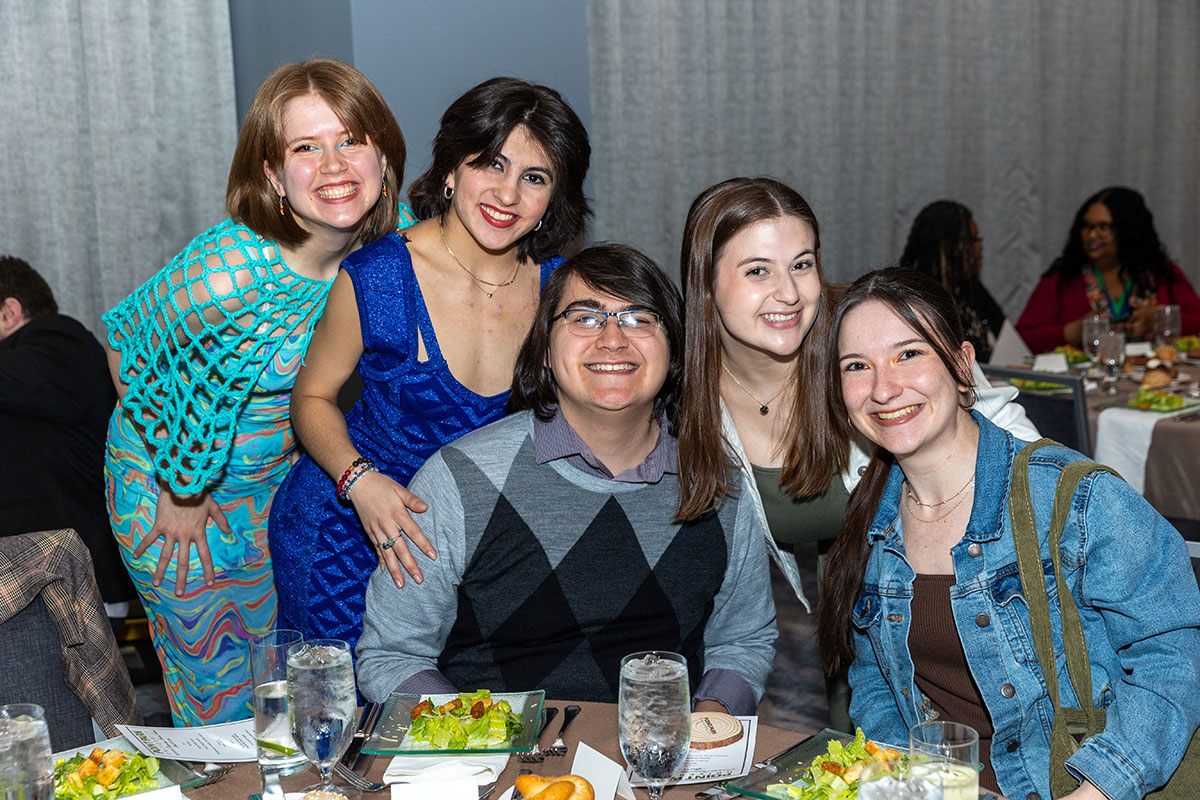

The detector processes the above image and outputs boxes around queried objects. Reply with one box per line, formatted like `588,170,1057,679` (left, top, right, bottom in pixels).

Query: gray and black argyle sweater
357,412,777,713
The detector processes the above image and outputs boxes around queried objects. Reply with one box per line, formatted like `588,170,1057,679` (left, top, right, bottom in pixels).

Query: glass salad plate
720,729,853,799
362,690,545,755
52,735,207,797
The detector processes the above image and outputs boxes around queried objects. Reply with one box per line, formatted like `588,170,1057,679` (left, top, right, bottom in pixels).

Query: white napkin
1093,405,1195,494
383,753,509,786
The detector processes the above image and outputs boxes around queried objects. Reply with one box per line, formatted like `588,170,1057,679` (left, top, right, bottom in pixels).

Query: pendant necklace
440,217,520,299
722,363,785,415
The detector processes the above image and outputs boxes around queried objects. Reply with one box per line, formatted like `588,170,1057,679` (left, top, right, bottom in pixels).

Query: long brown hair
817,267,974,674
675,176,841,521
226,59,406,249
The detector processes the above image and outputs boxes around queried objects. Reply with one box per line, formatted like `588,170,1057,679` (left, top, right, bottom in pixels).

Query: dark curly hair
899,200,979,288
1045,186,1172,297
409,77,591,264
507,243,683,431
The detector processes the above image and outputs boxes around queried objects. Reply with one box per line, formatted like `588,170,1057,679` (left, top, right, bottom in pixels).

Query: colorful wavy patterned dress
268,232,562,655
104,220,333,726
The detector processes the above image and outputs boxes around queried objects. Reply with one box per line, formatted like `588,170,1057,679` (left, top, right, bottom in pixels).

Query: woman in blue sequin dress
268,78,592,654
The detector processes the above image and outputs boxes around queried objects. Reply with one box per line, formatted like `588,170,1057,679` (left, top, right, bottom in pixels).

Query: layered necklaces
439,218,520,299
722,363,785,415
904,474,975,524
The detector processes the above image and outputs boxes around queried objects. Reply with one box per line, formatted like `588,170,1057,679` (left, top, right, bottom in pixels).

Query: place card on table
571,741,633,800
625,716,759,787
1032,352,1069,373
1126,341,1153,357
115,719,257,762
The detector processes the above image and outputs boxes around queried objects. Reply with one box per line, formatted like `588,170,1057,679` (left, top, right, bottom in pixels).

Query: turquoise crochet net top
105,219,333,495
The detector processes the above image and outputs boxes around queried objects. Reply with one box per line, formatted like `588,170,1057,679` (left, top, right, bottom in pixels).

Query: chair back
981,365,1091,456
0,529,140,748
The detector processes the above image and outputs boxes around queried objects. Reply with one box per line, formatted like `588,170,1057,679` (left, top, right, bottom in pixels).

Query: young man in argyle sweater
357,244,776,714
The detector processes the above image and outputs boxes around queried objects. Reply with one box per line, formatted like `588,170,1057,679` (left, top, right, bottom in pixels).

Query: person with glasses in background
1017,186,1200,352
356,244,776,714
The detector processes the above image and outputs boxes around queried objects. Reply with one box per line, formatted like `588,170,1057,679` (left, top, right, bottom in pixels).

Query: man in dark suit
0,255,133,618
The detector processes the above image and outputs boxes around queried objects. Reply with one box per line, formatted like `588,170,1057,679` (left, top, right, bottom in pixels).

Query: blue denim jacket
848,412,1200,800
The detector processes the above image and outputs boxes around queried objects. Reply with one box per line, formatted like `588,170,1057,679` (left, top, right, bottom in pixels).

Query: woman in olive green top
674,177,1039,728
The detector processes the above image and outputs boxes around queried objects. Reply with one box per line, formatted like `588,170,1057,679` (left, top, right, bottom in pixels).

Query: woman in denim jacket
818,267,1200,800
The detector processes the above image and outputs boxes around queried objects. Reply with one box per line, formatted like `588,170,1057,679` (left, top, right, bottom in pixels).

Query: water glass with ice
250,629,308,775
908,721,979,800
0,704,53,800
858,759,942,800
287,638,357,798
618,651,691,800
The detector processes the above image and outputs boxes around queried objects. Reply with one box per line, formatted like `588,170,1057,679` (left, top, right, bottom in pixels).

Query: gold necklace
439,217,520,299
721,363,785,416
905,473,975,508
904,478,975,523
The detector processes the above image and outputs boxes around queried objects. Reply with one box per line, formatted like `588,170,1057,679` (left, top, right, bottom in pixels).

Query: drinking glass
287,639,357,798
859,759,943,800
1155,304,1181,348
1081,313,1109,372
909,721,979,800
0,704,53,800
618,651,691,800
1097,329,1126,394
250,629,308,775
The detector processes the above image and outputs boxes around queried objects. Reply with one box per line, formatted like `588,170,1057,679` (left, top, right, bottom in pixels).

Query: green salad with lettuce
53,748,161,800
766,729,902,800
1128,388,1186,411
407,689,525,749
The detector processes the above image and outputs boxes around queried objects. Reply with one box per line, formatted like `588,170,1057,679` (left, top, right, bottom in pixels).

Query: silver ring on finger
381,535,400,549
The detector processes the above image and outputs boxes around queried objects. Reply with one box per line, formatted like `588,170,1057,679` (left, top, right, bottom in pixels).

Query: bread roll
515,774,595,800
1141,367,1172,389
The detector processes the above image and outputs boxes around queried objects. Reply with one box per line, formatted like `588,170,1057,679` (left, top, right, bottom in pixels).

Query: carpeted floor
758,541,833,734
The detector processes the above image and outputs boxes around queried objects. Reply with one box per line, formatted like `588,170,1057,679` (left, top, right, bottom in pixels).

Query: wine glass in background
1154,304,1181,349
0,704,53,800
909,721,979,800
618,651,691,800
1081,313,1109,374
250,629,308,776
287,639,358,798
1098,329,1126,394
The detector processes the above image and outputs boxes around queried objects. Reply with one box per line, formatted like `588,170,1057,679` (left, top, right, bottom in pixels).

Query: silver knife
341,701,380,772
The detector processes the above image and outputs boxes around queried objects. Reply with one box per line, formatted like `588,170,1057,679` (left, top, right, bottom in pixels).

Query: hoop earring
534,218,543,232
278,196,285,216
958,385,977,410
443,184,454,200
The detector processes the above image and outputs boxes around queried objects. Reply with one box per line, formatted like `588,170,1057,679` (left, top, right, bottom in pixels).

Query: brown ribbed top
910,573,998,793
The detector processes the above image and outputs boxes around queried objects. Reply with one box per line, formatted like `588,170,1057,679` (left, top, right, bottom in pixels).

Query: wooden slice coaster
689,711,743,749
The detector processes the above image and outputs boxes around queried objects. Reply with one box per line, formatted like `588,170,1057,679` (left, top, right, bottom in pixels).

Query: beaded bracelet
336,458,377,501
338,456,372,485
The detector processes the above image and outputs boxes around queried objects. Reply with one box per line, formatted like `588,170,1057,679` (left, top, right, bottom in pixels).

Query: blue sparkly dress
268,232,562,652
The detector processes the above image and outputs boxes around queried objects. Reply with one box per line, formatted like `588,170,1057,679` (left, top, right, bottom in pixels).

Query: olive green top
751,464,850,546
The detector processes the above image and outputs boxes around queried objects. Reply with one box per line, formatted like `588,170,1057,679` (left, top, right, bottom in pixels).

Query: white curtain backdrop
0,0,236,334
586,0,1200,322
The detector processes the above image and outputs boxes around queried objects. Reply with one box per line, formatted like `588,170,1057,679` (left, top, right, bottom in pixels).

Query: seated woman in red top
1016,186,1200,352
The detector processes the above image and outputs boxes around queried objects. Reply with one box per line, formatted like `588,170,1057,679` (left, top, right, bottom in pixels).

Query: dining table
1084,377,1200,524
185,701,807,800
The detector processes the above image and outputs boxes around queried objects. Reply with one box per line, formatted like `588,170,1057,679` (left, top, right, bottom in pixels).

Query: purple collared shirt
532,408,677,482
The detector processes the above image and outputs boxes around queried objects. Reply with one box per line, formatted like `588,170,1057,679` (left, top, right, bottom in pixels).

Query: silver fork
544,704,581,756
517,706,558,763
334,761,386,792
187,762,232,788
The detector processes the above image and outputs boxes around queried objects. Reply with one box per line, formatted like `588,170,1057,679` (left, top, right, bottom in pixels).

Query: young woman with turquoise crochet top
267,78,591,657
103,60,409,725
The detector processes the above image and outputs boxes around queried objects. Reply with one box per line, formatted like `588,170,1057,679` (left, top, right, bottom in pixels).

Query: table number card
626,716,759,787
